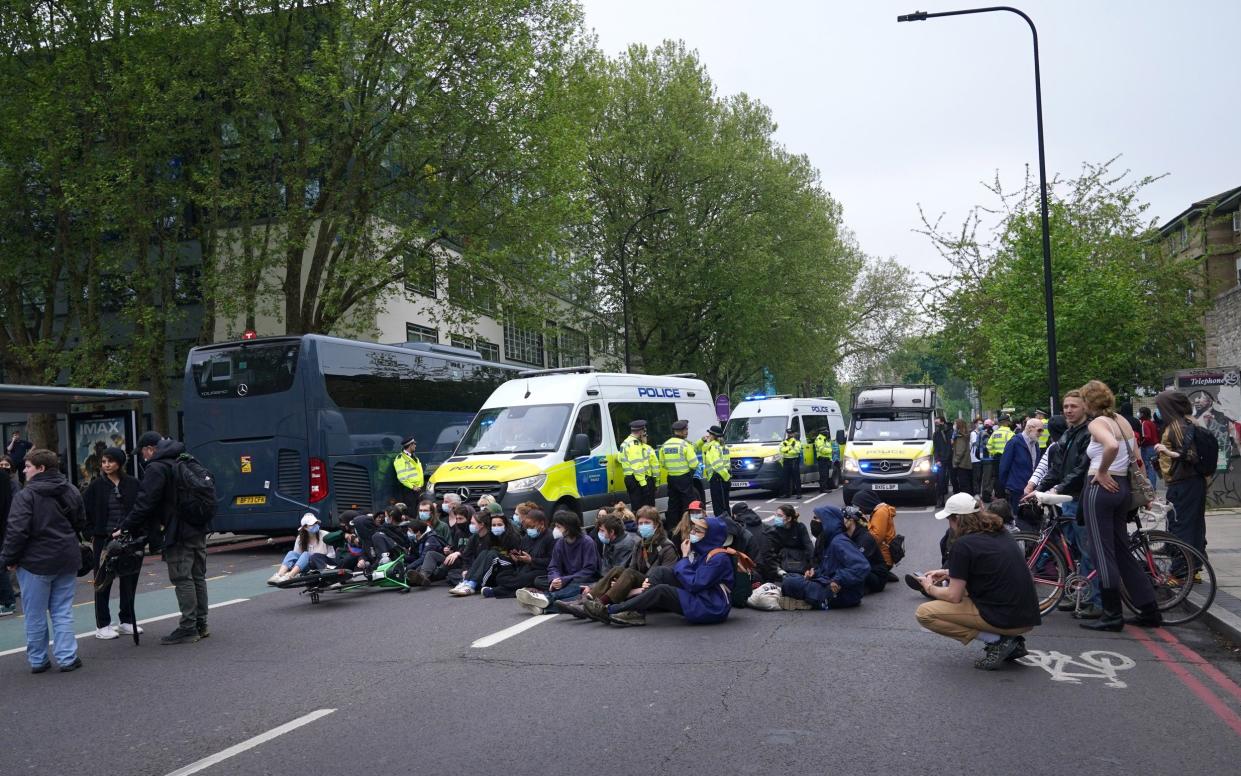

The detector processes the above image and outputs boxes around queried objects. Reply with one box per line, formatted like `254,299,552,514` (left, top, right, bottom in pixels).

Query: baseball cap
137,431,163,449
300,513,320,527
688,500,704,511
936,492,978,520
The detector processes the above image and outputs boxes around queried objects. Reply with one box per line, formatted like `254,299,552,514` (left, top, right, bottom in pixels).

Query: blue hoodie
672,517,735,624
809,506,870,608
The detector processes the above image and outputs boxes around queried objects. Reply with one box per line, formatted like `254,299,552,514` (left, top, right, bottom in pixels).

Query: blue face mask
468,523,479,535
597,531,610,544
689,533,702,544
525,527,540,539
418,511,431,521
511,514,522,525
307,525,319,534
406,531,417,541
637,523,656,539
490,526,505,537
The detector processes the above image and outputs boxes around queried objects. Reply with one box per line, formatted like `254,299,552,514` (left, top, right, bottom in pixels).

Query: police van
841,384,939,506
724,395,846,493
426,368,718,519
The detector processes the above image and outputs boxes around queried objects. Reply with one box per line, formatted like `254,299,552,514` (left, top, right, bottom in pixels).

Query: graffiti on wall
1173,368,1241,508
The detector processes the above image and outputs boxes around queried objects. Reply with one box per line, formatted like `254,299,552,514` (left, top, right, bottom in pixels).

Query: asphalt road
3,490,1241,776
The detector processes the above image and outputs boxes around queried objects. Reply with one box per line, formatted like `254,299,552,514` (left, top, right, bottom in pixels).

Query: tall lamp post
898,7,1059,413
618,207,670,373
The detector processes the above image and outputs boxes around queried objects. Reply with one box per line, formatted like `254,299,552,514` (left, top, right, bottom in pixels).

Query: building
1157,185,1241,367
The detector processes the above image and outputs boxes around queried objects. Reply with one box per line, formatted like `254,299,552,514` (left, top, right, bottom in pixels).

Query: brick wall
1206,285,1241,367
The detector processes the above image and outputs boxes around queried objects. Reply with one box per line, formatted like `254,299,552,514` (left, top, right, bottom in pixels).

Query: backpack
173,454,216,528
887,534,906,566
1184,425,1219,479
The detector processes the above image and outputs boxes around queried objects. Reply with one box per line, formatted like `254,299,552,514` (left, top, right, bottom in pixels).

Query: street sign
714,394,730,422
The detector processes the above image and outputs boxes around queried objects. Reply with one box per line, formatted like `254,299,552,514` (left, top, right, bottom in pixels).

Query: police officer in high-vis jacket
699,424,731,516
813,427,834,493
780,427,803,499
660,420,700,532
393,436,424,505
620,420,655,509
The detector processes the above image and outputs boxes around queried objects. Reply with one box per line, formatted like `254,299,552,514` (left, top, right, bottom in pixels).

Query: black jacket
768,521,814,574
1049,423,1092,497
846,525,888,574
0,473,12,546
84,474,140,536
0,470,85,575
933,424,952,463
123,439,199,547
1035,441,1065,493
731,504,777,583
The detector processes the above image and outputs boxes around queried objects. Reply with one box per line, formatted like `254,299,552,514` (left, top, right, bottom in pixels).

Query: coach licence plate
234,495,267,505
872,484,898,491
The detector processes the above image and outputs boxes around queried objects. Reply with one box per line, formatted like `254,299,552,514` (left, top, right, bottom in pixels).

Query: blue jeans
1060,502,1101,607
16,568,78,668
282,551,330,572
1140,447,1159,487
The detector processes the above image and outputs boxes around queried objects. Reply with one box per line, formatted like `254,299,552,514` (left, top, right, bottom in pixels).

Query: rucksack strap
706,547,756,573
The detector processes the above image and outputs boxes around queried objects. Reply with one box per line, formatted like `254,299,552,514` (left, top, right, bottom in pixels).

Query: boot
1124,601,1163,627
1079,589,1124,632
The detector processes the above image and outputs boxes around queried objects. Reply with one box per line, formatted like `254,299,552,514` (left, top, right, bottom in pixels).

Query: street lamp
618,206,670,373
898,6,1060,413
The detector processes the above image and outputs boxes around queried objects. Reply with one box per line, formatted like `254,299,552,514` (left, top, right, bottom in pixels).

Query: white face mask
552,527,565,540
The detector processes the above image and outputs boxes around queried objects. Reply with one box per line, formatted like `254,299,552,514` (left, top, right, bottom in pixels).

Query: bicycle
1014,492,1216,626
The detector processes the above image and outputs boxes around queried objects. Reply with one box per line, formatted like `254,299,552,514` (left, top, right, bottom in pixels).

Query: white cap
300,513,320,527
935,492,978,520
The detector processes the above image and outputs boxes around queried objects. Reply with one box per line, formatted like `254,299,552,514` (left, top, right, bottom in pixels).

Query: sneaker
160,628,201,645
777,596,814,611
266,572,284,586
554,599,588,619
1006,636,1029,662
481,587,495,598
517,602,544,616
448,583,471,596
610,610,647,627
95,625,119,640
58,657,83,672
0,604,15,617
283,568,301,583
974,637,1019,670
378,553,390,565
516,588,549,610
116,623,144,636
30,661,51,674
582,599,613,624
196,624,210,639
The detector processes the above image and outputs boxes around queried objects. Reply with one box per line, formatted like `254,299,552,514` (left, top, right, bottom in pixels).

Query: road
2,490,1240,776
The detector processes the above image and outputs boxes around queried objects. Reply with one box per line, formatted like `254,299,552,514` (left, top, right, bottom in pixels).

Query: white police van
426,368,717,518
724,395,846,493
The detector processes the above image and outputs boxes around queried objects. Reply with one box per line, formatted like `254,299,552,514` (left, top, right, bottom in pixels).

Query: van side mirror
836,430,847,445
567,433,592,460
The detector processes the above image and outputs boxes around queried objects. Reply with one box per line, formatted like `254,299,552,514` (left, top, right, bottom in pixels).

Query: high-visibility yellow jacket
701,439,730,482
780,438,803,460
813,434,831,460
1038,427,1050,449
660,436,699,477
394,452,424,490
987,426,1014,458
620,434,652,483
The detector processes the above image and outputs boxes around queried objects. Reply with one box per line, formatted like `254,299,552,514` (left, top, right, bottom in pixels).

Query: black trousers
611,566,683,615
863,569,888,594
1167,477,1207,568
1082,475,1155,608
625,475,655,510
666,473,697,530
93,536,137,629
781,459,801,497
953,467,974,495
817,460,832,492
708,477,730,516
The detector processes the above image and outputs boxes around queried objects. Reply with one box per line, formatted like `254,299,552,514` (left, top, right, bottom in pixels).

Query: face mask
307,525,319,534
407,531,417,541
468,523,479,535
552,527,564,540
597,531,611,544
764,515,782,526
688,512,704,521
637,523,656,539
525,527,541,539
419,511,431,521
810,521,822,537
490,526,505,537
689,533,702,544
511,514,522,526
441,503,451,513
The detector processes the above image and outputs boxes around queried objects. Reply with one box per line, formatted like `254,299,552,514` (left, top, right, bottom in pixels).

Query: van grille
333,462,373,510
438,482,506,502
859,459,912,476
278,449,305,500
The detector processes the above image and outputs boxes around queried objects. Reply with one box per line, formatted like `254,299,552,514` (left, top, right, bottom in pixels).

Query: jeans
1060,501,1101,607
1141,447,1159,487
166,534,209,632
16,568,78,668
1167,477,1207,573
281,550,330,572
0,566,15,607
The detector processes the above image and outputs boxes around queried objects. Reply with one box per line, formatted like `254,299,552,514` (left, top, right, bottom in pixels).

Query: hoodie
122,439,192,546
672,517,735,624
809,506,871,608
730,503,776,583
1,470,85,575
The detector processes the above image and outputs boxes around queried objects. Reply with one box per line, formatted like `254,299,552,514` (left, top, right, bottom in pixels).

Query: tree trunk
29,413,59,452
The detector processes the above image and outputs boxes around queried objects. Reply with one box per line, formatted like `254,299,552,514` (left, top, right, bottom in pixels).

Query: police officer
699,425,731,516
813,426,834,493
620,420,655,509
660,420,700,532
985,415,1015,499
779,427,803,499
1033,409,1050,454
393,436,424,505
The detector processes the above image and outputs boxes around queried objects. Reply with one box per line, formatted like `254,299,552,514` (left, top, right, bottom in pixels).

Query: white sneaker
516,588,549,610
378,553,390,565
116,622,143,636
518,602,544,616
95,625,119,640
266,572,284,586
450,584,475,597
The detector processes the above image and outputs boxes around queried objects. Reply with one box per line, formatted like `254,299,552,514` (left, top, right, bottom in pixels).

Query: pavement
1202,507,1241,644
1,491,1240,776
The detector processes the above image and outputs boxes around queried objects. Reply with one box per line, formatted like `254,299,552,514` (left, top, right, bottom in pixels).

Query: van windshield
456,404,572,455
724,415,788,445
851,413,930,442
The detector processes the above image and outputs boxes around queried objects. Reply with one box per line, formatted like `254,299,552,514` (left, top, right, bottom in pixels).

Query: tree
923,160,1205,409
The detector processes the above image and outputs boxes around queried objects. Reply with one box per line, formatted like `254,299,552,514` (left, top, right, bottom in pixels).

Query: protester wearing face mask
594,513,640,571
765,504,814,577
449,513,521,596
267,514,335,585
400,519,448,587
672,499,709,546
557,506,678,618
777,506,870,611
482,508,554,599
516,512,599,615
411,504,476,587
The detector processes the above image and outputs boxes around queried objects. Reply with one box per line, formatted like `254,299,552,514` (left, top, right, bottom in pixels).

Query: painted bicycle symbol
1017,650,1136,688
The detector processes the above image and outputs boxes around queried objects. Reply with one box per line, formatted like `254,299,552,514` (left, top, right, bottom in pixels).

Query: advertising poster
1173,368,1241,508
69,410,138,488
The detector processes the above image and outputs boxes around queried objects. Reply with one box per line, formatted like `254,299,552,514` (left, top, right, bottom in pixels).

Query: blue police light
744,394,767,401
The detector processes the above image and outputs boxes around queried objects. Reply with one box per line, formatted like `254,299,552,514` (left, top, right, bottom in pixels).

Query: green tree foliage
923,161,1205,409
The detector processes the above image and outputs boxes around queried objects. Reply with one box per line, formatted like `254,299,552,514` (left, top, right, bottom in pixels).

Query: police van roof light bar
515,366,598,378
659,373,698,379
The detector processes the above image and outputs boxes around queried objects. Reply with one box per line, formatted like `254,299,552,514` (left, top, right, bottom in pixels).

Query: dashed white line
163,708,336,776
806,493,826,503
471,614,559,648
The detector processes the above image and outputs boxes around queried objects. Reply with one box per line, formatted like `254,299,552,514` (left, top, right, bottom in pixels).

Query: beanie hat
101,447,127,468
851,490,882,515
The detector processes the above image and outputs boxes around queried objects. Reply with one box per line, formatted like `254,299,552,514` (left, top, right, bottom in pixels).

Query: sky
579,0,1241,276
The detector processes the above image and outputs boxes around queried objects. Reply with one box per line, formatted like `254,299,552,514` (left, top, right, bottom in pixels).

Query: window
451,336,500,363
405,323,439,344
1233,211,1241,234
608,402,679,447
190,342,300,399
403,251,437,298
456,404,573,455
1235,256,1241,288
504,321,544,366
802,414,829,439
173,266,202,306
447,266,499,313
591,323,621,356
559,326,589,367
570,403,604,451
545,320,560,367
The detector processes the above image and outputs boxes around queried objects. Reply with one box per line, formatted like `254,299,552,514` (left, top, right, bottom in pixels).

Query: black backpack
887,534,906,566
173,454,216,528
1184,425,1220,479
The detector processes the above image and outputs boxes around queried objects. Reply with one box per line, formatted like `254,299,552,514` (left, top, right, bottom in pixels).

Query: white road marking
471,614,559,648
806,493,825,503
765,498,778,503
1017,649,1136,688
0,598,248,658
163,708,336,776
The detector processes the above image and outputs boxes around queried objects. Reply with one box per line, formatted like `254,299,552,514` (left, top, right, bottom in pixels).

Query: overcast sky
580,0,1241,276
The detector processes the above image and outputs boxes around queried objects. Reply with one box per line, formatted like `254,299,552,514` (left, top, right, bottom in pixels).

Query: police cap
787,427,799,435
671,420,689,431
707,425,725,437
629,420,647,431
401,436,417,448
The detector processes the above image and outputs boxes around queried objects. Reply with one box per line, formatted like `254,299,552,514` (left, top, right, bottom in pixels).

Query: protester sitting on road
777,505,870,611
402,520,449,587
324,511,368,574
83,447,141,640
1,449,87,672
412,503,475,587
851,490,898,570
913,506,1041,670
730,501,777,583
477,508,553,598
557,507,678,618
516,512,600,614
582,517,739,627
268,513,335,585
840,506,888,594
595,512,640,570
766,504,814,577
449,511,521,596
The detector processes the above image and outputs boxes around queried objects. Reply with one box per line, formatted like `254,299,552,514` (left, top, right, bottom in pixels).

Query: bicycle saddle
1034,491,1073,506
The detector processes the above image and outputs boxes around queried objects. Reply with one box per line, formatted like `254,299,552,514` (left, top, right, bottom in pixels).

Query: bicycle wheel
1013,532,1067,615
1122,532,1216,625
